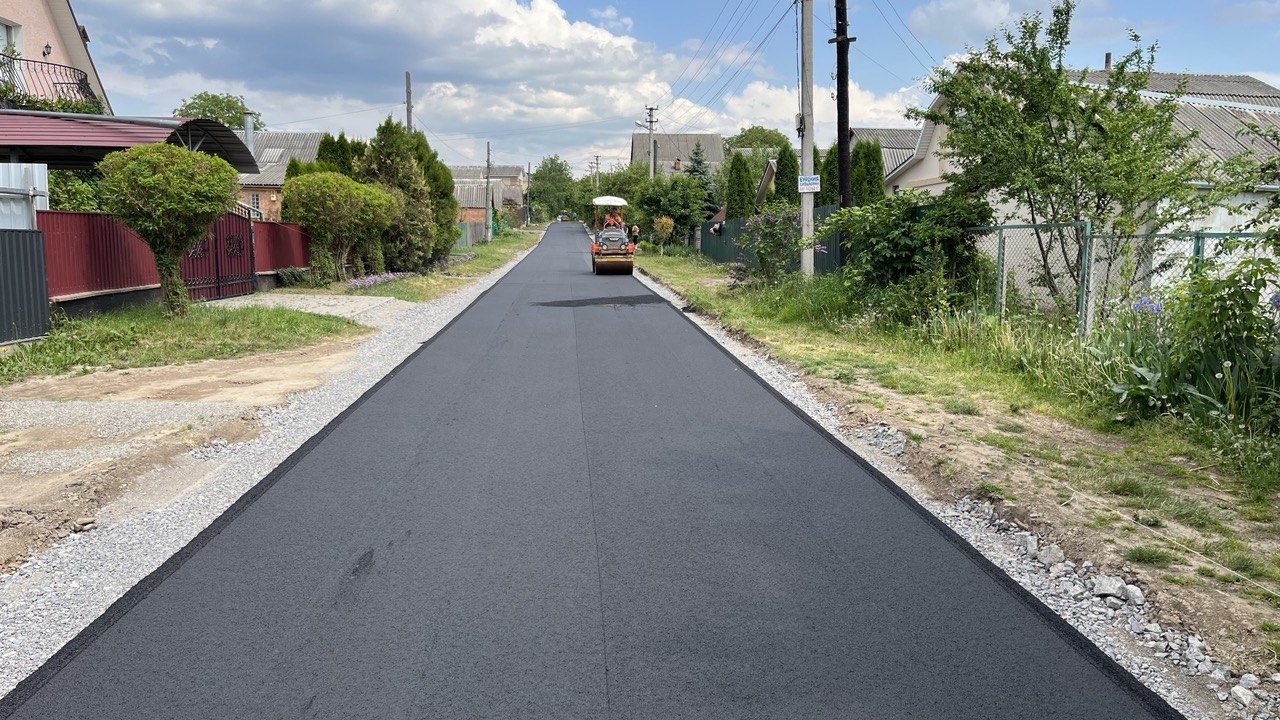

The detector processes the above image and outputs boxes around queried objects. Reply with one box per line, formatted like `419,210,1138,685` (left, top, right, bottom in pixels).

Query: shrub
276,266,312,287
97,143,238,316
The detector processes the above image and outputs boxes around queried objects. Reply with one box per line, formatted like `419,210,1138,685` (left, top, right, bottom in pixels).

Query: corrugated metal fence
0,163,49,230
456,221,486,248
0,229,50,343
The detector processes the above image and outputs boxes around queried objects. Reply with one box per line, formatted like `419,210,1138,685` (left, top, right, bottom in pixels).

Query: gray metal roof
630,133,724,171
451,165,525,180
1075,71,1280,109
453,179,503,209
849,127,921,149
233,130,323,187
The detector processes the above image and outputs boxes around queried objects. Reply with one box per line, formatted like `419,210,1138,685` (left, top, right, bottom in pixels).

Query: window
250,193,260,210
1,21,20,56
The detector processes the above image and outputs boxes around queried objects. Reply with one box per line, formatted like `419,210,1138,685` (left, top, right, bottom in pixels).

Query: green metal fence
699,204,842,273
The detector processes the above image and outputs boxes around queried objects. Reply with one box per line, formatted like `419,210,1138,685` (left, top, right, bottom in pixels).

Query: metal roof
453,179,502,209
849,127,921,149
0,110,258,171
451,165,525,180
631,133,724,169
232,130,323,187
1074,70,1280,109
1174,101,1280,161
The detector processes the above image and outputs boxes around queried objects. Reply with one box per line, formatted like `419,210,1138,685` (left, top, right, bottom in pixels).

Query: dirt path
0,338,362,572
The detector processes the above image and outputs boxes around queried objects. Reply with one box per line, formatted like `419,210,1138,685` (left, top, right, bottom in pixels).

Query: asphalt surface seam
572,296,614,716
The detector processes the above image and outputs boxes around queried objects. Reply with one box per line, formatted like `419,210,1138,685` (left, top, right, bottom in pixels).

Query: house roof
232,130,323,187
0,109,258,171
631,133,724,168
1175,101,1280,161
451,165,525,180
453,179,502,209
1075,70,1280,109
849,127,921,149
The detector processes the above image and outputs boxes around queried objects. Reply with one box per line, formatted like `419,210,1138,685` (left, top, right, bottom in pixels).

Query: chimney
1104,52,1112,72
243,111,255,155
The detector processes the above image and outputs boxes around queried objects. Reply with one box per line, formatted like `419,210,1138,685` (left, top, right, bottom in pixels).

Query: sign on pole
798,174,821,194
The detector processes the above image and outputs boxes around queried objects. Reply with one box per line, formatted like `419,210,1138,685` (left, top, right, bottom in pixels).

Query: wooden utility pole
799,0,815,276
636,107,658,180
830,0,854,209
405,71,413,130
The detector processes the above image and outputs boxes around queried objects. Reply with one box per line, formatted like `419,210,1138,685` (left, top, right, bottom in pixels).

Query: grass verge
0,305,364,386
443,228,543,276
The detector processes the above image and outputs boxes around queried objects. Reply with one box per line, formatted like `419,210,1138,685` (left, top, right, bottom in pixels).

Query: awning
0,109,259,172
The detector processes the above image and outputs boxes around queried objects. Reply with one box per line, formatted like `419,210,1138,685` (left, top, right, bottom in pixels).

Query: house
231,130,324,222
630,133,723,176
887,71,1280,209
450,164,526,219
452,178,502,223
848,127,922,182
0,0,110,113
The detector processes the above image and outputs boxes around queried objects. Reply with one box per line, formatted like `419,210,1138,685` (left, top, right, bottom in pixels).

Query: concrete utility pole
635,106,658,180
830,0,854,209
799,0,815,276
405,71,413,130
593,154,601,188
484,141,492,243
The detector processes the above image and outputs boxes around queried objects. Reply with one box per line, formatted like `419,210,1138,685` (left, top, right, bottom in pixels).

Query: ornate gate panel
181,212,255,300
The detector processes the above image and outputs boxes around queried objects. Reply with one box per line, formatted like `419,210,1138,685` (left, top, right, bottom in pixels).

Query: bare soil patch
0,339,360,571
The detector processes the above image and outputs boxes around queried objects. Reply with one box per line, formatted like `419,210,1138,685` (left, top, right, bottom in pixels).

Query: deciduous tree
173,91,264,130
97,144,238,316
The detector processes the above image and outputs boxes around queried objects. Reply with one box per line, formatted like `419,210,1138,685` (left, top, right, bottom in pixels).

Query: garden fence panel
813,204,842,275
698,216,753,267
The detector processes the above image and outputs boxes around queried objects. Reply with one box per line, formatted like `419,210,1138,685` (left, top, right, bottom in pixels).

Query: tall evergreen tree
357,118,434,272
684,141,719,219
816,141,840,207
849,139,886,206
774,144,800,206
724,153,755,220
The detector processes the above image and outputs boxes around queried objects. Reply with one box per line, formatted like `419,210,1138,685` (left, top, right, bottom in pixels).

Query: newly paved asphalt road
2,223,1181,719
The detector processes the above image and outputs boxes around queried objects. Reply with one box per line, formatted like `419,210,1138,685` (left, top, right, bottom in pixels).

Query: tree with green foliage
172,91,264,130
849,139,885,206
910,0,1233,299
48,169,100,211
282,172,360,282
684,142,719,219
350,182,399,277
816,141,841,207
97,143,238,316
404,128,460,261
357,119,434,271
640,173,708,242
724,125,792,156
529,155,577,221
774,145,800,206
316,133,356,176
724,153,755,220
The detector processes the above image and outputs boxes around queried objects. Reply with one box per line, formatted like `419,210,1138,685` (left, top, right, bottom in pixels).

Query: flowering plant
346,272,416,290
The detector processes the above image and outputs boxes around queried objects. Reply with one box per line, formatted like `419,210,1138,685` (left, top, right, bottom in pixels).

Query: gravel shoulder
0,239,540,696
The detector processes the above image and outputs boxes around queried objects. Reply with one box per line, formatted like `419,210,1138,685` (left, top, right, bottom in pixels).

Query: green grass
443,228,542,276
975,480,1014,500
350,274,470,302
0,305,363,386
1123,545,1181,568
943,396,983,415
1260,620,1280,633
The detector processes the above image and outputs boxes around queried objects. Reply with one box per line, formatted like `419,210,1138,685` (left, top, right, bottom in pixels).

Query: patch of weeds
1007,399,1029,415
976,432,1028,454
943,397,982,416
1196,566,1218,578
1161,573,1201,586
905,430,926,443
1244,588,1280,610
871,367,928,395
1259,620,1280,633
995,421,1027,433
1086,511,1121,529
1132,513,1164,527
1123,546,1181,568
1240,503,1277,524
1029,445,1069,464
1100,476,1170,501
1158,499,1225,533
974,481,1014,500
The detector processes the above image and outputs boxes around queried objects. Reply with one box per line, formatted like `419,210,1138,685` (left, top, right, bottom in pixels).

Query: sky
72,0,1280,176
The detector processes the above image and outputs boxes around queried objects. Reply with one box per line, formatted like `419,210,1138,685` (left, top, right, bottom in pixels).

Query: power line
272,102,406,127
665,2,783,129
883,0,938,65
662,0,771,126
420,125,480,162
656,0,734,106
866,0,932,73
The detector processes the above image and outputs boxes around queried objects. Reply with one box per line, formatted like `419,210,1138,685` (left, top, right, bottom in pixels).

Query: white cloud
589,6,634,33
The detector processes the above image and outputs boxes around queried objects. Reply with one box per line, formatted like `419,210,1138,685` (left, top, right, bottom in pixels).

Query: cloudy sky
74,0,1280,175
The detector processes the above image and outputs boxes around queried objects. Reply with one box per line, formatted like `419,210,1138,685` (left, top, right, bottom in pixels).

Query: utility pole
405,71,413,130
593,154,601,188
799,0,815,276
830,1,855,209
526,161,532,225
484,141,492,243
635,106,658,180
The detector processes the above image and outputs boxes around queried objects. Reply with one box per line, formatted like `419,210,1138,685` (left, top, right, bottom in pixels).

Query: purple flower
1271,292,1280,310
1132,296,1162,315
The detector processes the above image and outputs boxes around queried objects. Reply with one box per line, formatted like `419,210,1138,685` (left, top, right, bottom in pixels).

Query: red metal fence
37,211,310,302
253,221,310,272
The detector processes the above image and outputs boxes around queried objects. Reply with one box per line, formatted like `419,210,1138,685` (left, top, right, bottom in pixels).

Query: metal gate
182,212,256,300
0,229,51,343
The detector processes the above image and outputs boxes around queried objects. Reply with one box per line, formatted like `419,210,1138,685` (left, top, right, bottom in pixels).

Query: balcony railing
0,53,98,106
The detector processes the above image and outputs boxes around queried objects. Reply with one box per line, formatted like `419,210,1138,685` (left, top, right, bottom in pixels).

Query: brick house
231,130,323,221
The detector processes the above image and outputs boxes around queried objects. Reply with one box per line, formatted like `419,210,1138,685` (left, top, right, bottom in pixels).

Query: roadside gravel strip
634,269,1217,720
0,240,540,698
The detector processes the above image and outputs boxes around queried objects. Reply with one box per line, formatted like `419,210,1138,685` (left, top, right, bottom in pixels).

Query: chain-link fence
968,224,1274,333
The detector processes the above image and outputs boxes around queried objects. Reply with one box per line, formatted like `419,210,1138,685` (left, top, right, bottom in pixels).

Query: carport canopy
0,109,259,172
